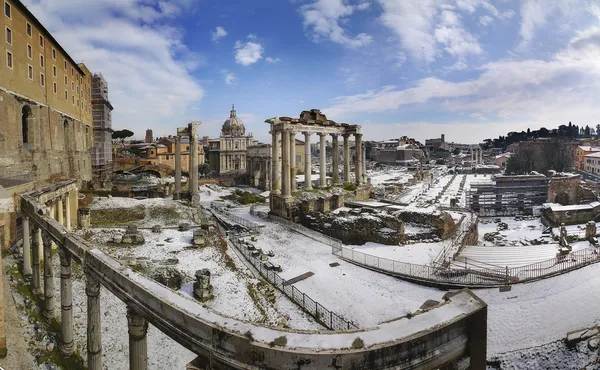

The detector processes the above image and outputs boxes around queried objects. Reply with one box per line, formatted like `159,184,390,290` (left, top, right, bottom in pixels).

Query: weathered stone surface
179,223,190,231
193,269,213,301
121,233,145,245
152,225,162,233
300,208,404,245
152,268,184,290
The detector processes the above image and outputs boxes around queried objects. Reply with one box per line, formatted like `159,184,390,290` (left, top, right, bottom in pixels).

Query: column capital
318,132,327,137
127,307,149,339
342,133,351,138
86,273,101,297
330,133,338,138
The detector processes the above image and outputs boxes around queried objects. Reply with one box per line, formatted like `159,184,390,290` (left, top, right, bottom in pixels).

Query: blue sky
24,0,600,144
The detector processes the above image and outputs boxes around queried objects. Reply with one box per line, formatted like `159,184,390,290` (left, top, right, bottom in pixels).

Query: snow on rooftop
544,202,600,211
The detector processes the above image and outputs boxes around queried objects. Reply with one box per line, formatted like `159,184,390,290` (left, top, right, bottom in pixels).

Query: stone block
179,223,190,231
152,225,162,233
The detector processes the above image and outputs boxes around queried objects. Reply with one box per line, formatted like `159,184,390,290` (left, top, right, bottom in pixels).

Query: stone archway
555,192,570,206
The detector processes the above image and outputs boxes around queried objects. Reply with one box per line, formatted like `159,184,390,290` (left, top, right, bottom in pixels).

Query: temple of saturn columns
173,121,201,203
266,109,367,219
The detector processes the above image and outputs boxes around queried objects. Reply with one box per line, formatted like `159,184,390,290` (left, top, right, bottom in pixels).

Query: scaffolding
466,175,549,214
91,73,114,178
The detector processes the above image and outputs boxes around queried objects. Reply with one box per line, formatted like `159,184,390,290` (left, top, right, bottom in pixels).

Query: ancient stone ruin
121,226,145,245
193,269,213,301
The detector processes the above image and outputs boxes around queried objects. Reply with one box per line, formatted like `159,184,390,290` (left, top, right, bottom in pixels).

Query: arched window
22,105,32,145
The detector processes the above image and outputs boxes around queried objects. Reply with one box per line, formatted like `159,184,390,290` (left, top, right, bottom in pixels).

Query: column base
43,308,55,319
173,192,181,200
60,341,75,356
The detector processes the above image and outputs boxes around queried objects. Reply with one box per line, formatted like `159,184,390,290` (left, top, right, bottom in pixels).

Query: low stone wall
391,209,457,239
542,202,600,226
300,208,405,245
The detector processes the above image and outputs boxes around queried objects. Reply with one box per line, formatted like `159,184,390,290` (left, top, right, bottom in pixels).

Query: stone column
69,190,78,229
86,273,102,370
127,307,149,370
271,130,281,194
355,134,363,185
59,247,74,355
363,140,367,184
65,194,71,230
331,134,339,185
22,216,32,276
319,133,327,188
57,198,64,226
265,159,270,190
42,233,55,318
281,129,291,197
31,226,41,294
343,134,350,183
290,131,297,192
174,136,182,200
189,122,200,202
304,132,312,190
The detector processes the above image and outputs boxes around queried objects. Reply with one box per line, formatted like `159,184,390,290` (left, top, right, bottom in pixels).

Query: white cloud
377,0,440,63
325,22,600,131
434,10,481,57
247,33,257,40
21,0,204,138
447,60,468,70
234,41,264,66
357,2,371,10
211,26,228,42
265,57,281,63
517,0,588,50
479,15,494,26
224,73,237,85
299,0,372,48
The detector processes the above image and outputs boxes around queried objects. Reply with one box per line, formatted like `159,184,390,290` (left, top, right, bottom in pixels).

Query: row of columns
271,130,364,197
21,196,149,369
471,147,483,165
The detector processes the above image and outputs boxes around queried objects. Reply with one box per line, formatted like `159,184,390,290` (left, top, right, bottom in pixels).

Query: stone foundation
300,208,405,245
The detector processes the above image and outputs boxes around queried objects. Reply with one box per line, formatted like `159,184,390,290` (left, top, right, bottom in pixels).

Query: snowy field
224,201,600,363
366,167,413,186
344,241,445,265
456,216,596,268
10,186,600,369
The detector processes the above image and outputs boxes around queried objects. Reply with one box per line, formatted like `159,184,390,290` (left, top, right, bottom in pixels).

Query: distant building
494,153,512,167
207,105,257,174
246,139,307,190
91,73,113,178
371,139,424,167
575,146,600,170
425,134,445,153
140,137,205,173
584,152,600,174
145,129,153,143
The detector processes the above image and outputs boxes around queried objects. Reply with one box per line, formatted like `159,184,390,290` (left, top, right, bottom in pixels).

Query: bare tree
543,137,574,172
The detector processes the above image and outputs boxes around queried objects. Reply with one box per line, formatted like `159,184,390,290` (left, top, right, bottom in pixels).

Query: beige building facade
0,0,103,356
208,105,256,174
143,137,205,173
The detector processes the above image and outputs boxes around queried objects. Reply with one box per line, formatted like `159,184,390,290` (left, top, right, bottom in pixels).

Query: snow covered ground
366,167,413,186
345,241,445,265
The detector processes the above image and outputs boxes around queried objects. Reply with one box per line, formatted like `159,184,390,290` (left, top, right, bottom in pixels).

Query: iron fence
334,243,600,287
229,236,358,331
210,202,264,233
268,214,343,250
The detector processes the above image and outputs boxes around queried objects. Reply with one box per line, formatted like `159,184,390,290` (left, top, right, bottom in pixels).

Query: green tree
198,163,211,176
452,147,461,155
112,129,134,144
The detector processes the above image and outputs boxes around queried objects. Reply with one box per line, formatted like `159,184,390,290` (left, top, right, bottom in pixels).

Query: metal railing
210,202,264,233
229,235,358,331
268,214,343,250
334,242,600,287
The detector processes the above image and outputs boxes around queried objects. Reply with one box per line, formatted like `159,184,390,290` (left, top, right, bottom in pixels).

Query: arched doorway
22,105,32,146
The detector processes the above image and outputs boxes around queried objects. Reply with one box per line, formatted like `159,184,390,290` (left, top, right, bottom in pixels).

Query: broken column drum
193,269,213,300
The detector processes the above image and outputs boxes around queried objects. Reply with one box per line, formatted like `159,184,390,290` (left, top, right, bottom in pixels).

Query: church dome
221,105,245,136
